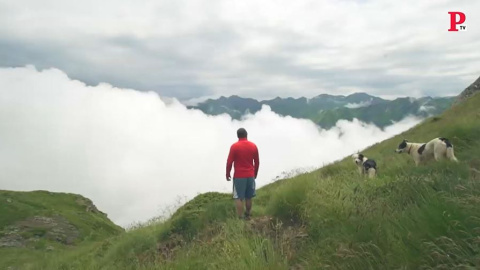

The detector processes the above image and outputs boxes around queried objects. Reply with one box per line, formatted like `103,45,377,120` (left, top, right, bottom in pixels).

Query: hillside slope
0,190,123,269
28,88,480,269
456,75,480,103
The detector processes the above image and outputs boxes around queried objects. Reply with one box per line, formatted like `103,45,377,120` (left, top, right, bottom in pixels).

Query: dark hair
237,128,247,138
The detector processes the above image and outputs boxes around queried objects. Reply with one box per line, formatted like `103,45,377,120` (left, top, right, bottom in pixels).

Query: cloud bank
0,66,422,226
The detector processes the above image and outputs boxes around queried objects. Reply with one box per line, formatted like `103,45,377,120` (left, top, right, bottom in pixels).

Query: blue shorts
233,177,256,200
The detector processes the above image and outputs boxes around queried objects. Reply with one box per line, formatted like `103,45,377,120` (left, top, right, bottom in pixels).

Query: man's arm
226,145,235,181
254,145,259,179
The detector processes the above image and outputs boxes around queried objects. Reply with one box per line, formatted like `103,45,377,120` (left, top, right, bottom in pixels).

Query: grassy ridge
3,93,480,269
0,190,123,269
0,190,122,238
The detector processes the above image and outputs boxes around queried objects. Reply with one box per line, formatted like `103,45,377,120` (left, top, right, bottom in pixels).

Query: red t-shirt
226,138,259,178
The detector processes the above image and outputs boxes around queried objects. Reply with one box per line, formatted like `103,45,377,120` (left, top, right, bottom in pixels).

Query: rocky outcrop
0,215,80,248
76,197,104,214
0,233,25,248
456,75,480,103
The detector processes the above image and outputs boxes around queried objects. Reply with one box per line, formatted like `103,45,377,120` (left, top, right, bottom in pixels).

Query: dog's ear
403,139,408,142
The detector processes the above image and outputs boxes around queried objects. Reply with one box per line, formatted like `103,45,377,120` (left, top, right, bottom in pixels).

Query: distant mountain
191,95,263,120
188,93,455,128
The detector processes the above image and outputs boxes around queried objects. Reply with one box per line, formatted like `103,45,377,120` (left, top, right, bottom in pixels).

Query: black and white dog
395,137,458,166
352,153,377,178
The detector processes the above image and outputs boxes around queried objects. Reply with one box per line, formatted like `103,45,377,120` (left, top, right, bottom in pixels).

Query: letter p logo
448,12,466,31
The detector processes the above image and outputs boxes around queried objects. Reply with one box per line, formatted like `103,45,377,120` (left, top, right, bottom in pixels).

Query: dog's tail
446,147,458,162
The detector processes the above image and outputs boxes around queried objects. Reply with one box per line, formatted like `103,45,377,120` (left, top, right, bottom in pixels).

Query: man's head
237,128,248,139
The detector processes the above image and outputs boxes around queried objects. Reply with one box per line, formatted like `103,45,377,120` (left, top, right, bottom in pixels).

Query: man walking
226,128,259,220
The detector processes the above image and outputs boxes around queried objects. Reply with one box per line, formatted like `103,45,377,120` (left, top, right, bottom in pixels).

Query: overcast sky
0,0,479,100
0,66,422,226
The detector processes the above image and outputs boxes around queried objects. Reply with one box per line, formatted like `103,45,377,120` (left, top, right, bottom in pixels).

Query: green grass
2,93,480,269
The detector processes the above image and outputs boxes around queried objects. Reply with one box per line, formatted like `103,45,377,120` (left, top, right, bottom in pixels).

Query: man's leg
244,177,256,219
235,199,244,218
245,199,252,216
233,178,247,218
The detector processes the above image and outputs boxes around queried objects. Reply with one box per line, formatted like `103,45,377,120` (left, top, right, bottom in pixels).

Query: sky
0,0,479,101
0,66,423,226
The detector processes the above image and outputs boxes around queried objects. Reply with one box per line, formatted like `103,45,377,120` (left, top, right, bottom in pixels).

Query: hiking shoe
244,212,251,221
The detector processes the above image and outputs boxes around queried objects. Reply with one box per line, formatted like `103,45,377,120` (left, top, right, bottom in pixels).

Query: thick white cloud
1,67,423,226
345,101,372,109
0,0,478,99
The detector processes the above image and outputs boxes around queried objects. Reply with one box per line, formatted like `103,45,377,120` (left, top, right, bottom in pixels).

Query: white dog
395,137,458,166
352,153,377,178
